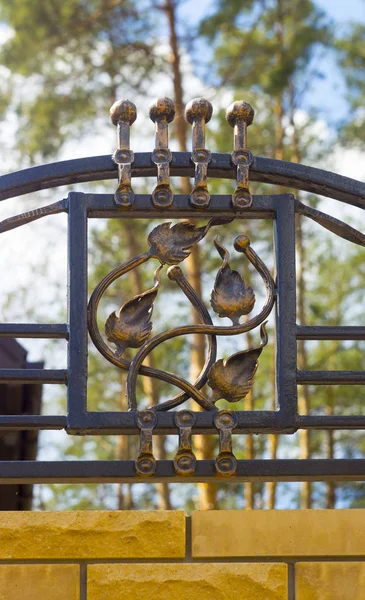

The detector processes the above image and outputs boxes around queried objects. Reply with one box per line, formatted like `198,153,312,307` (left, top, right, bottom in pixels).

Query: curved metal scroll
87,213,275,412
126,234,275,410
87,218,231,410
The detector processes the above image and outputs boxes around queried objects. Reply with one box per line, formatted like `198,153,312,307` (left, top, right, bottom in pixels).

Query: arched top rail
2,95,365,486
1,152,365,210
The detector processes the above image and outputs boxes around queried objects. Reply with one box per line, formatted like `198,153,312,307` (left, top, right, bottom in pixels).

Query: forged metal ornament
226,100,255,208
149,97,175,208
211,237,255,324
207,322,268,403
110,99,137,208
88,214,274,414
185,98,213,209
105,266,162,357
3,92,365,484
147,218,232,265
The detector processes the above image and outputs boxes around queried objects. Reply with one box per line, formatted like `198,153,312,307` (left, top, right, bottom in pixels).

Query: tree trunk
123,222,172,510
268,0,286,504
326,425,336,509
267,344,279,508
297,217,312,508
267,89,284,506
289,81,312,508
273,0,285,161
116,378,134,509
273,97,285,160
326,344,337,509
163,0,216,509
244,390,255,510
186,242,216,510
244,322,255,509
266,437,279,509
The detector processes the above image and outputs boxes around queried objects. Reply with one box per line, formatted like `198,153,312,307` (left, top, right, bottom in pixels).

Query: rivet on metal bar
110,99,136,208
226,101,254,209
149,97,175,208
214,409,237,477
185,98,213,209
173,410,196,476
135,410,157,476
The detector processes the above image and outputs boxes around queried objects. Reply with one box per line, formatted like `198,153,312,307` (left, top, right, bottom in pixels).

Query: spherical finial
234,235,251,252
167,265,183,281
185,98,213,124
149,97,175,123
226,101,254,128
110,100,137,126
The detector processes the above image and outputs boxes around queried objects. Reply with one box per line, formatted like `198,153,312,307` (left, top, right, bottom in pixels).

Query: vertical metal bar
67,192,88,430
274,195,297,426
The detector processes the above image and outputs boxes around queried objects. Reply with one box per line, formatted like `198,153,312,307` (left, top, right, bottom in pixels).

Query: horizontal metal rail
0,411,361,432
1,158,365,483
0,459,364,483
0,415,66,429
298,415,365,429
0,324,68,339
297,326,365,340
0,369,67,384
297,370,365,384
68,410,294,436
1,153,365,209
86,192,277,219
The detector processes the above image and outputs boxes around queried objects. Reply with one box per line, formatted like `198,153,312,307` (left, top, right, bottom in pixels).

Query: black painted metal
297,370,365,384
0,324,69,339
297,326,365,340
1,153,365,209
1,152,365,482
0,459,364,484
0,369,67,383
86,192,276,219
67,193,88,428
0,416,66,430
70,409,292,436
273,196,297,426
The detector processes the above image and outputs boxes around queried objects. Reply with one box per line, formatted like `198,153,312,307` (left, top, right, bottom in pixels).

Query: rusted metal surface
136,410,157,476
110,99,136,207
214,410,238,477
149,97,175,208
1,95,365,483
3,153,365,210
226,100,254,208
185,97,213,208
174,410,196,476
207,323,268,403
87,221,274,420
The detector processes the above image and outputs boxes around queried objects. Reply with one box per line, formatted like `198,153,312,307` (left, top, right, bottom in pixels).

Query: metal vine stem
87,219,231,410
88,224,275,411
125,235,275,410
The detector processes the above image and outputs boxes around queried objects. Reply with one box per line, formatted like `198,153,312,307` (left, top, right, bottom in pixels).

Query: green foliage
337,24,365,145
0,0,162,160
2,0,365,510
200,0,331,97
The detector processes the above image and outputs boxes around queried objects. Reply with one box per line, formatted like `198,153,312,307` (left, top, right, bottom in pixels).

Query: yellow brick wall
0,510,364,599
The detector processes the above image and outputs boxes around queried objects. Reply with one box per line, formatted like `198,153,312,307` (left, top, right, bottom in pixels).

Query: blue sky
180,0,365,26
317,0,365,22
178,0,365,125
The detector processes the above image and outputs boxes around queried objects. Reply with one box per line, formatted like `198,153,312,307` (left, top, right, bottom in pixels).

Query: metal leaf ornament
207,322,268,403
210,237,255,325
147,218,233,266
105,266,162,357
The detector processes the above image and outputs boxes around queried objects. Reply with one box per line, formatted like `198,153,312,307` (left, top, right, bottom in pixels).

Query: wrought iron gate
1,96,365,484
